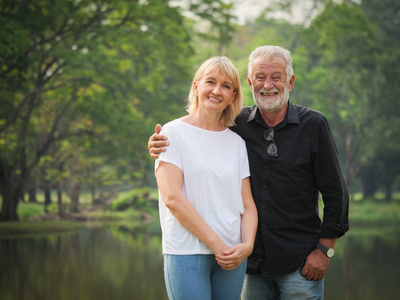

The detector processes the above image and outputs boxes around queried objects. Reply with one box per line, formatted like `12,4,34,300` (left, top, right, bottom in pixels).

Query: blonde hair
186,56,242,127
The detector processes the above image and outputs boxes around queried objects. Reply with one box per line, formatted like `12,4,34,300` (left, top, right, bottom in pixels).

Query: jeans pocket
298,259,306,270
165,254,200,274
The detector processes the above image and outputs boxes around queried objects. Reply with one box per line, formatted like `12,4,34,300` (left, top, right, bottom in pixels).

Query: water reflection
324,225,400,300
0,222,168,300
1,223,399,300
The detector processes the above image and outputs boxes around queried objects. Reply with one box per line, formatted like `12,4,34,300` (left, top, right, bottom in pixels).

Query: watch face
327,248,335,258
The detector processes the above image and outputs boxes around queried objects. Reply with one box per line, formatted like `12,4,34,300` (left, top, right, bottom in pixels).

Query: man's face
248,56,294,113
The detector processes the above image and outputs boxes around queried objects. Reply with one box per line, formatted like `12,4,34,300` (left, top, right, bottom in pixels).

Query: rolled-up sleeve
314,116,349,238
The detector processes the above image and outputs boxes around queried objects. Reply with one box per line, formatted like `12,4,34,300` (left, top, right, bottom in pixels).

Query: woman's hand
215,243,254,270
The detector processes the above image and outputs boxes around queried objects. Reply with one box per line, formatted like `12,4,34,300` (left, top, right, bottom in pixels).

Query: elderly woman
155,56,257,300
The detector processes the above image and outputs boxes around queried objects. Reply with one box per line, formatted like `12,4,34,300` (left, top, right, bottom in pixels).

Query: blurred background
1,0,399,299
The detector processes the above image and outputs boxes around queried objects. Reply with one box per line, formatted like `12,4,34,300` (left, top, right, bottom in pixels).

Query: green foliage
86,208,142,221
16,202,45,220
0,0,195,220
188,0,237,55
110,187,157,214
1,0,400,222
349,200,400,226
299,2,380,187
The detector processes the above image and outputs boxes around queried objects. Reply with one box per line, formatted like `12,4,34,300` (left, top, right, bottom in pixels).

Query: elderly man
148,45,349,300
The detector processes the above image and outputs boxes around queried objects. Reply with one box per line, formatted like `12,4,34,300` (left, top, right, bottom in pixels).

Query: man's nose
263,78,274,89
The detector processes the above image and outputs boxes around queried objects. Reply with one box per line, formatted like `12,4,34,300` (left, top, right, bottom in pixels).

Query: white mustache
260,87,279,94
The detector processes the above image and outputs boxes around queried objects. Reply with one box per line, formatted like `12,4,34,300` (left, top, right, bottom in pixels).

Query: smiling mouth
260,91,278,96
208,97,221,103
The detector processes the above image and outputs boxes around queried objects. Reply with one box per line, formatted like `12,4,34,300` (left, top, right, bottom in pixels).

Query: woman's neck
181,112,225,131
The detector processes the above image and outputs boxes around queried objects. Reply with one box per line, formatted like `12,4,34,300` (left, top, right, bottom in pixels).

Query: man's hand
148,124,169,159
301,249,330,281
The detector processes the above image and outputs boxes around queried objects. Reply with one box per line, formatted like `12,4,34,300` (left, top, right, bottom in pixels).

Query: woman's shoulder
161,119,184,132
225,127,247,145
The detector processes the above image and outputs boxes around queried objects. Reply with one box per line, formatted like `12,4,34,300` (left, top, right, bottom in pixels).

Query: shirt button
262,205,266,209
263,185,267,189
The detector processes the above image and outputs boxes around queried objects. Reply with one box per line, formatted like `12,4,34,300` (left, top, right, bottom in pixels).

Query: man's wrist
315,242,335,258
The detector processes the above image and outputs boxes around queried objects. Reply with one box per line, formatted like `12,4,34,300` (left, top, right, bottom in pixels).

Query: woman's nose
213,84,222,94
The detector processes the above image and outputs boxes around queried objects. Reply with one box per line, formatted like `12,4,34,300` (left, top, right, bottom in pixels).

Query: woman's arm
216,177,258,270
156,161,230,255
240,177,258,251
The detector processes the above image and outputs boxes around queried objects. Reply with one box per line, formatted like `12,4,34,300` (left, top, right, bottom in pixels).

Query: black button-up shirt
231,102,349,276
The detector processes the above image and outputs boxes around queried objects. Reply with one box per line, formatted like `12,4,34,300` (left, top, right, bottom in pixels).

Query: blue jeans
163,254,247,300
241,261,324,300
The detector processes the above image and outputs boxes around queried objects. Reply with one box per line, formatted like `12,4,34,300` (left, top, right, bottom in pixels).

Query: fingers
155,124,162,134
301,265,325,281
148,139,169,156
148,123,168,159
301,249,329,281
215,246,245,270
216,256,240,270
148,139,166,159
219,263,237,271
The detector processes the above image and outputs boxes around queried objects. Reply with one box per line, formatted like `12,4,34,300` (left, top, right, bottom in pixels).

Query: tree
302,1,378,188
358,0,400,199
0,0,194,221
188,0,237,55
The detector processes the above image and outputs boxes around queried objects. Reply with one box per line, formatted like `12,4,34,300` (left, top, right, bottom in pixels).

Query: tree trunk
384,184,392,201
69,182,80,213
44,181,52,213
0,185,20,222
28,180,37,203
90,185,95,205
57,185,65,218
0,160,30,221
361,165,378,200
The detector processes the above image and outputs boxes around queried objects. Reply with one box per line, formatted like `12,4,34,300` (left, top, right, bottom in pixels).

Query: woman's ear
231,90,236,103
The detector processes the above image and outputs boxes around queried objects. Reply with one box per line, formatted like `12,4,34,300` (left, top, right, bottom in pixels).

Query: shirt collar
247,100,300,128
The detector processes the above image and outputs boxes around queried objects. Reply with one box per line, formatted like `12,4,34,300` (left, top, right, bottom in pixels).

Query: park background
1,0,399,299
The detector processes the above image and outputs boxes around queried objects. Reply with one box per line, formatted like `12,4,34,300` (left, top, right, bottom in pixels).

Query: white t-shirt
155,119,250,255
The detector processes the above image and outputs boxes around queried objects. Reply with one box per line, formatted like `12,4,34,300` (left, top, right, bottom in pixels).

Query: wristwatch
316,242,335,258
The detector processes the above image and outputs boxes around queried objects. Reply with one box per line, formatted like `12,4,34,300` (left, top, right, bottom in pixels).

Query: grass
1,191,399,237
316,192,400,227
0,220,83,237
85,208,142,220
348,200,400,226
0,188,157,236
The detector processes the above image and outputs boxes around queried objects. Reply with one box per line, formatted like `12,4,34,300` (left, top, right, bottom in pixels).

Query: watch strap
316,242,334,257
316,242,329,253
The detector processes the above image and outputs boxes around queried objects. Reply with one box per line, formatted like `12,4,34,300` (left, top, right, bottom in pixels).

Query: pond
1,222,399,300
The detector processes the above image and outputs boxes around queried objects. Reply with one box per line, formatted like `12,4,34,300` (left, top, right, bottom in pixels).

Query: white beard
252,84,289,113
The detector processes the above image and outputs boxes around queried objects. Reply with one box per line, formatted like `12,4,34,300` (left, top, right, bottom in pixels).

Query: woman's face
194,71,236,114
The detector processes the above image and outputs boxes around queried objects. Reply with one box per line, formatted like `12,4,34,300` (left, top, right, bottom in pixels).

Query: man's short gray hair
248,45,294,83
